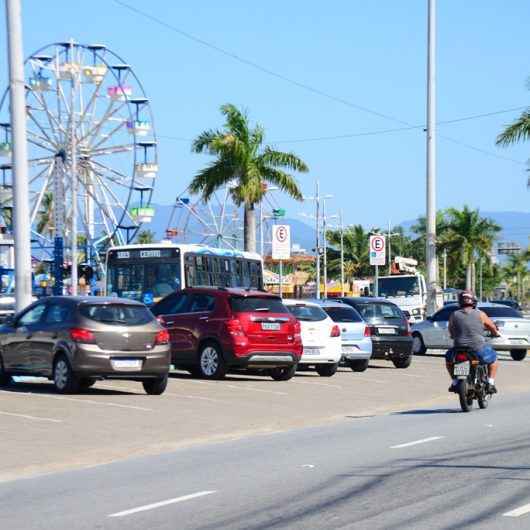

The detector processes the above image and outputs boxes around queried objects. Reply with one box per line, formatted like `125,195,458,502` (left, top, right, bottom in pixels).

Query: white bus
105,243,263,305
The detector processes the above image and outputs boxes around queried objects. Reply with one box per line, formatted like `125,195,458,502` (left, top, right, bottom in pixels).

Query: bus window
185,255,195,287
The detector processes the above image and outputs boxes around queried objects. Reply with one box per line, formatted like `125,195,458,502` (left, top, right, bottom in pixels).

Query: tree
326,224,372,283
442,206,501,291
503,251,529,301
136,229,156,244
190,104,308,252
496,83,530,147
410,211,448,266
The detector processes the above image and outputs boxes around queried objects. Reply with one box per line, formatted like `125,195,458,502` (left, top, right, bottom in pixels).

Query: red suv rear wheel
198,343,227,380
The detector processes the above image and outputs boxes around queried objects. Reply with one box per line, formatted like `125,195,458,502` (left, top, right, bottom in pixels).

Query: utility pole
70,40,78,295
425,0,439,316
5,0,32,311
340,210,345,297
386,220,400,274
443,247,447,290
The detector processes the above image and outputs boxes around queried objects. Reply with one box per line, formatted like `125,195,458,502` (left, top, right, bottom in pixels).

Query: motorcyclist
446,290,500,394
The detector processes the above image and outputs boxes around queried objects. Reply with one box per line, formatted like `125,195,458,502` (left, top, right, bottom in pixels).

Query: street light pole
5,0,32,312
323,198,328,299
70,40,78,296
315,181,320,299
425,0,439,316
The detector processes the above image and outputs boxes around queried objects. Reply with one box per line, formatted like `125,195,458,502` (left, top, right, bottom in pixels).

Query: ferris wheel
0,40,158,269
165,186,244,250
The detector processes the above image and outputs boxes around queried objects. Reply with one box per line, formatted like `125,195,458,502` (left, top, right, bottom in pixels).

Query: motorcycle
451,349,492,412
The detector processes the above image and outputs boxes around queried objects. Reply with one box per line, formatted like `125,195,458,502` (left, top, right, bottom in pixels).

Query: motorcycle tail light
455,352,468,362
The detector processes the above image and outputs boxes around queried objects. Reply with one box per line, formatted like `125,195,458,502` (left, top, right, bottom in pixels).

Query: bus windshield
378,276,420,297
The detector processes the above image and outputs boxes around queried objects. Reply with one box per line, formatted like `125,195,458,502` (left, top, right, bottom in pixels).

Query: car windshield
79,304,154,325
230,296,288,313
355,302,403,321
378,277,420,297
324,306,362,323
287,304,327,322
481,306,523,319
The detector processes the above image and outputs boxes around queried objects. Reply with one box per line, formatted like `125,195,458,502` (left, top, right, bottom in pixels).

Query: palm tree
496,88,530,147
36,192,54,236
442,206,501,290
190,104,308,252
326,224,372,282
136,229,156,244
503,251,529,301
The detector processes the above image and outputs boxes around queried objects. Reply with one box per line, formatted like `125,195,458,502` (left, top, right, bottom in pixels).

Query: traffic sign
369,234,386,266
272,224,291,260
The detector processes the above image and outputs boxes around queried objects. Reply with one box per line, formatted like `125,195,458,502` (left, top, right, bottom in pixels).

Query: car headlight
412,308,421,315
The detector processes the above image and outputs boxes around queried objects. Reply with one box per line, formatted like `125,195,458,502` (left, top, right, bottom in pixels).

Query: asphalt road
2,351,530,483
3,389,530,529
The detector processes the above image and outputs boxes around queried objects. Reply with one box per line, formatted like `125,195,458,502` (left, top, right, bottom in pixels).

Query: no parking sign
369,235,386,266
272,225,291,260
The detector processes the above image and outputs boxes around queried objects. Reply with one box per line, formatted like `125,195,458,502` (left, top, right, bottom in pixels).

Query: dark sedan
338,297,413,368
0,296,170,394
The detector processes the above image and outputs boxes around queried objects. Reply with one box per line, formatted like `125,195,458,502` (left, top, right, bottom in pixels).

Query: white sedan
283,299,342,376
411,303,530,361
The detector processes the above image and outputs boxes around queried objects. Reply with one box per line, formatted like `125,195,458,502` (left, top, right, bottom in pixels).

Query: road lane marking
301,464,315,469
0,390,152,412
224,384,287,396
0,410,62,423
98,384,228,403
390,436,445,449
108,490,217,518
294,380,343,389
504,503,530,517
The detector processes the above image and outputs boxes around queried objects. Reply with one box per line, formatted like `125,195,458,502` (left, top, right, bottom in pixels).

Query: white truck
377,257,427,322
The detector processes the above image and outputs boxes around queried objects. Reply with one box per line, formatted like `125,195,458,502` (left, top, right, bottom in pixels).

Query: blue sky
1,0,529,229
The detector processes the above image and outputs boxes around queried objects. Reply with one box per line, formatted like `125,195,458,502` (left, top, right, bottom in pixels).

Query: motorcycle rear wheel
457,380,472,413
477,391,489,409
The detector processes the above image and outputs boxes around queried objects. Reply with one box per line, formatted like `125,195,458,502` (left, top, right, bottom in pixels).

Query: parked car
411,303,530,361
283,299,342,376
0,296,171,394
493,299,522,311
318,301,372,372
338,297,413,368
151,288,302,380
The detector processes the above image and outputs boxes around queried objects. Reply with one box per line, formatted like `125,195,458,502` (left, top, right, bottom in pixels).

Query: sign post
272,224,291,298
369,235,386,297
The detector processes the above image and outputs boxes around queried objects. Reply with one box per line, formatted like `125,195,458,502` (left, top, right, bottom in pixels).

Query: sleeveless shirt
451,308,485,351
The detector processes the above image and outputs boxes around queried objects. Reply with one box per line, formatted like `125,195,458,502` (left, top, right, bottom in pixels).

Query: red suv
150,288,302,380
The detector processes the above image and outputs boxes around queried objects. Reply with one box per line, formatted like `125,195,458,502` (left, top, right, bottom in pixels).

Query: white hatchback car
320,302,373,372
283,299,342,376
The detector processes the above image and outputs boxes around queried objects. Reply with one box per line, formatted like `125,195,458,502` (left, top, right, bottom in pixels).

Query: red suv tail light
330,324,341,337
70,328,96,344
155,329,170,345
225,318,244,336
364,325,372,337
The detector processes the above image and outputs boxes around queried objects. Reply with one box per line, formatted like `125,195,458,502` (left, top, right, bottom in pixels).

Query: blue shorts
445,345,497,364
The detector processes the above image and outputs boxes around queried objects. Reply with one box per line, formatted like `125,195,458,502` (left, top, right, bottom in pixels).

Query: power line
113,0,528,165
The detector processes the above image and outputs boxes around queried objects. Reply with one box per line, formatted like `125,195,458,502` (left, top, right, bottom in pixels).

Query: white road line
224,384,288,396
390,436,445,449
503,503,530,517
356,377,386,384
0,410,62,423
294,380,343,389
108,490,217,518
0,390,152,412
399,373,424,379
98,384,228,403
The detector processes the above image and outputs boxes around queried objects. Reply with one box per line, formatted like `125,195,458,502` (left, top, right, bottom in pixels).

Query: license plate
378,327,396,335
261,322,280,331
342,346,358,354
454,362,470,376
303,347,321,355
111,359,142,370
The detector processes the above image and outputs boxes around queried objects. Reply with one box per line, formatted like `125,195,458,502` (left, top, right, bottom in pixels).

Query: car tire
197,342,227,380
142,375,168,395
0,356,12,387
412,333,427,355
270,365,297,381
392,356,412,369
510,349,527,361
53,354,80,394
315,363,338,377
79,377,96,390
347,359,369,372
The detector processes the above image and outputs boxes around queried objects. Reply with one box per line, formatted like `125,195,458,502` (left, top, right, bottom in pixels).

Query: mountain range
143,204,529,255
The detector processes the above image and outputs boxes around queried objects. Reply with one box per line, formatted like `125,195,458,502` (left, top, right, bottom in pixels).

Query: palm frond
220,103,250,144
191,129,223,154
259,166,303,201
259,148,309,172
189,158,236,202
496,111,530,146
